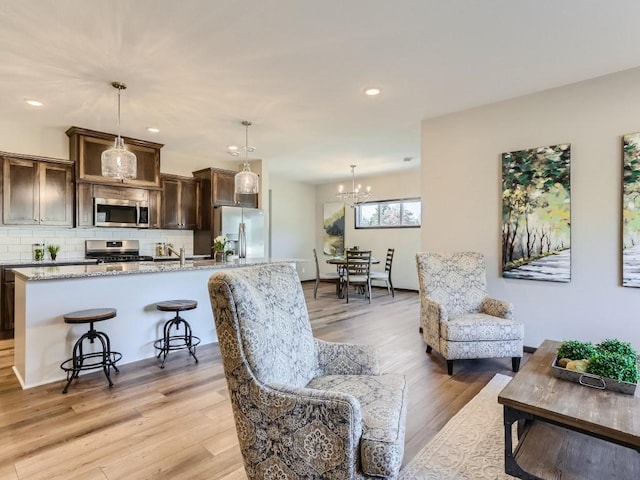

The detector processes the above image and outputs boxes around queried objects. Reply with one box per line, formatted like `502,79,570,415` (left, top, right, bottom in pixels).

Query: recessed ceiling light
146,127,160,133
364,87,381,96
25,99,43,107
227,145,239,151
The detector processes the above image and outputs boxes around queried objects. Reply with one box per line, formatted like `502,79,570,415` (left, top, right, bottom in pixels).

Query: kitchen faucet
167,245,186,266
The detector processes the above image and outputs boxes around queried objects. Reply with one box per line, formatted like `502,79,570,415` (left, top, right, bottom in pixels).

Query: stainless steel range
85,240,153,263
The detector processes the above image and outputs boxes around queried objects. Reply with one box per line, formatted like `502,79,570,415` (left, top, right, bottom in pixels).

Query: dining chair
370,248,394,297
345,249,372,303
313,248,341,299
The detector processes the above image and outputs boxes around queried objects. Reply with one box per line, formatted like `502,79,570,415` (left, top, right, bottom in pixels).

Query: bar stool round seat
154,300,200,368
60,308,121,394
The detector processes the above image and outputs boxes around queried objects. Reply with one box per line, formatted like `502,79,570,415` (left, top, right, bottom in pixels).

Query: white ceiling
2,0,640,184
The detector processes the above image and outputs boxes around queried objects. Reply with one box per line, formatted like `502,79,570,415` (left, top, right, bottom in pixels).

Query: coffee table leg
503,406,542,480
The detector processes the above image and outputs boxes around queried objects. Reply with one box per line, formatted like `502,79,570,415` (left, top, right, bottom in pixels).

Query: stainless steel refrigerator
214,206,265,258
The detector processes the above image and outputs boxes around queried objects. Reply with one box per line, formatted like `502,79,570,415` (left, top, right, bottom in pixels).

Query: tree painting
323,203,345,255
622,133,640,287
502,144,571,282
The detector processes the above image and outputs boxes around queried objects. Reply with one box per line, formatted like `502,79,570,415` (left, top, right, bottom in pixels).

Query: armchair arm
315,338,380,376
421,296,447,325
421,296,447,351
481,296,514,319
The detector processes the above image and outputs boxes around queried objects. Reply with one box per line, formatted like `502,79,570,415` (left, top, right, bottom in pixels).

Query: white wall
269,176,316,281
316,169,421,290
421,66,640,350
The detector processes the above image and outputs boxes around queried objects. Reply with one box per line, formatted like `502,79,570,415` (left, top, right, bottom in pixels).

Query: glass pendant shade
234,120,259,195
235,164,259,194
101,136,137,179
101,81,137,179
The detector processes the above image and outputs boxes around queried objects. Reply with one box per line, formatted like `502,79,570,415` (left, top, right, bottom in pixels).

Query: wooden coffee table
498,339,640,480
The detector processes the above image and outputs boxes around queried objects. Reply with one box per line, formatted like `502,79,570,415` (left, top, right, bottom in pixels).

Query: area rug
399,373,517,480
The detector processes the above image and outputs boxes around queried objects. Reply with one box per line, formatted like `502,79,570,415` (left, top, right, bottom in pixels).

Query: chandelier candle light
101,81,137,180
337,164,371,207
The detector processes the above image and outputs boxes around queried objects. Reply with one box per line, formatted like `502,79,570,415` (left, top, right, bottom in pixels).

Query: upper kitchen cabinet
66,126,163,188
193,167,258,208
2,154,74,226
161,174,199,230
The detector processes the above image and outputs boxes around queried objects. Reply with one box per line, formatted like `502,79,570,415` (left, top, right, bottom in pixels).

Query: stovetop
90,254,154,264
85,240,153,263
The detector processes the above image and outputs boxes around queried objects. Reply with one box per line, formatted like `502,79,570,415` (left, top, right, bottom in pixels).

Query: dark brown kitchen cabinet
161,174,199,229
66,126,163,188
148,190,162,229
2,155,73,226
212,169,236,206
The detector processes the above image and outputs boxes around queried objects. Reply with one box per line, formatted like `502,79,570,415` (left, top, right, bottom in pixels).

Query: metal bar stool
154,299,200,368
60,308,122,394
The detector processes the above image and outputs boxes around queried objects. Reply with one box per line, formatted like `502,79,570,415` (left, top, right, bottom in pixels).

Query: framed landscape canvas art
323,202,345,255
501,143,571,282
622,132,640,287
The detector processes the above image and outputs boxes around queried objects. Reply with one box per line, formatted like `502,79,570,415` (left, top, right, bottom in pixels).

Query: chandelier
337,164,371,207
101,81,137,180
233,120,259,195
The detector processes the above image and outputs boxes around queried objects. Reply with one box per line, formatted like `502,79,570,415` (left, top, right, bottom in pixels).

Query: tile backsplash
0,226,194,262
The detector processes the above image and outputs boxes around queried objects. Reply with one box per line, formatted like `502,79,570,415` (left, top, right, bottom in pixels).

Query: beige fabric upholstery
208,263,407,478
415,252,524,375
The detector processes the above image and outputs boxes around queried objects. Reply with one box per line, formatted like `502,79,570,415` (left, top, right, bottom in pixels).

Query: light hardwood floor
0,282,528,479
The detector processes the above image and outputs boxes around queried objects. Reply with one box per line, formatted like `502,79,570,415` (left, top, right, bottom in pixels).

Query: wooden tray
551,357,638,395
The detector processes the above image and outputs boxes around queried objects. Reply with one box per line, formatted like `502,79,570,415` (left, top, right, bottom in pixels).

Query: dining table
326,255,380,299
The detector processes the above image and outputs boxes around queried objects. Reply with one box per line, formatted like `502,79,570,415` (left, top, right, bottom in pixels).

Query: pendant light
336,164,371,207
101,81,137,179
234,120,259,195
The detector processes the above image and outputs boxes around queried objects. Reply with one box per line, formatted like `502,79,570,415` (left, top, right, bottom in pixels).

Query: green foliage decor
557,338,639,384
556,340,597,361
588,352,639,384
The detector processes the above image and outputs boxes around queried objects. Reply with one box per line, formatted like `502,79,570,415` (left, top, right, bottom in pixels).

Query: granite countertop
0,258,98,267
12,258,300,281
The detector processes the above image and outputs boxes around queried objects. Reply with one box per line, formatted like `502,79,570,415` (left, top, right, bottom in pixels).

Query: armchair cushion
481,296,514,319
441,313,524,342
307,374,407,477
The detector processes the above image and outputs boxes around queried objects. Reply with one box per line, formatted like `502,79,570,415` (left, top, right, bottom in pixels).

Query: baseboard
301,279,418,294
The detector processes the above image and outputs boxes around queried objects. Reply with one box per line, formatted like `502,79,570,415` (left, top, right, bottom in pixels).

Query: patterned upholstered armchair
208,263,408,479
415,252,524,375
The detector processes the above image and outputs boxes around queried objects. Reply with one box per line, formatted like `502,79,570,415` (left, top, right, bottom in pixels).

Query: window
355,198,421,229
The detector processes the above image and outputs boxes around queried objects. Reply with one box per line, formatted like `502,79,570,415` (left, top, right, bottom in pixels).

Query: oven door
94,198,140,227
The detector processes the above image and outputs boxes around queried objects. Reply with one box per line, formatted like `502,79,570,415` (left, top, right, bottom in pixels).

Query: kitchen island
12,258,290,389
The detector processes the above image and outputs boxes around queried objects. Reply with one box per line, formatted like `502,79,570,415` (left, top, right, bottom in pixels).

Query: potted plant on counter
212,236,228,262
47,244,60,261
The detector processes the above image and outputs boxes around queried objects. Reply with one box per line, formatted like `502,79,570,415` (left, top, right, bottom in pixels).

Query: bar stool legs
60,308,121,394
153,300,200,369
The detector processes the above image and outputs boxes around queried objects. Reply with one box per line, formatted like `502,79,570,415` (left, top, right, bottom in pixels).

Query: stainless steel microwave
94,197,149,228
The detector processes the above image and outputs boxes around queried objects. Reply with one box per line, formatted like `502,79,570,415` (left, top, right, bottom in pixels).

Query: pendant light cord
116,87,121,139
